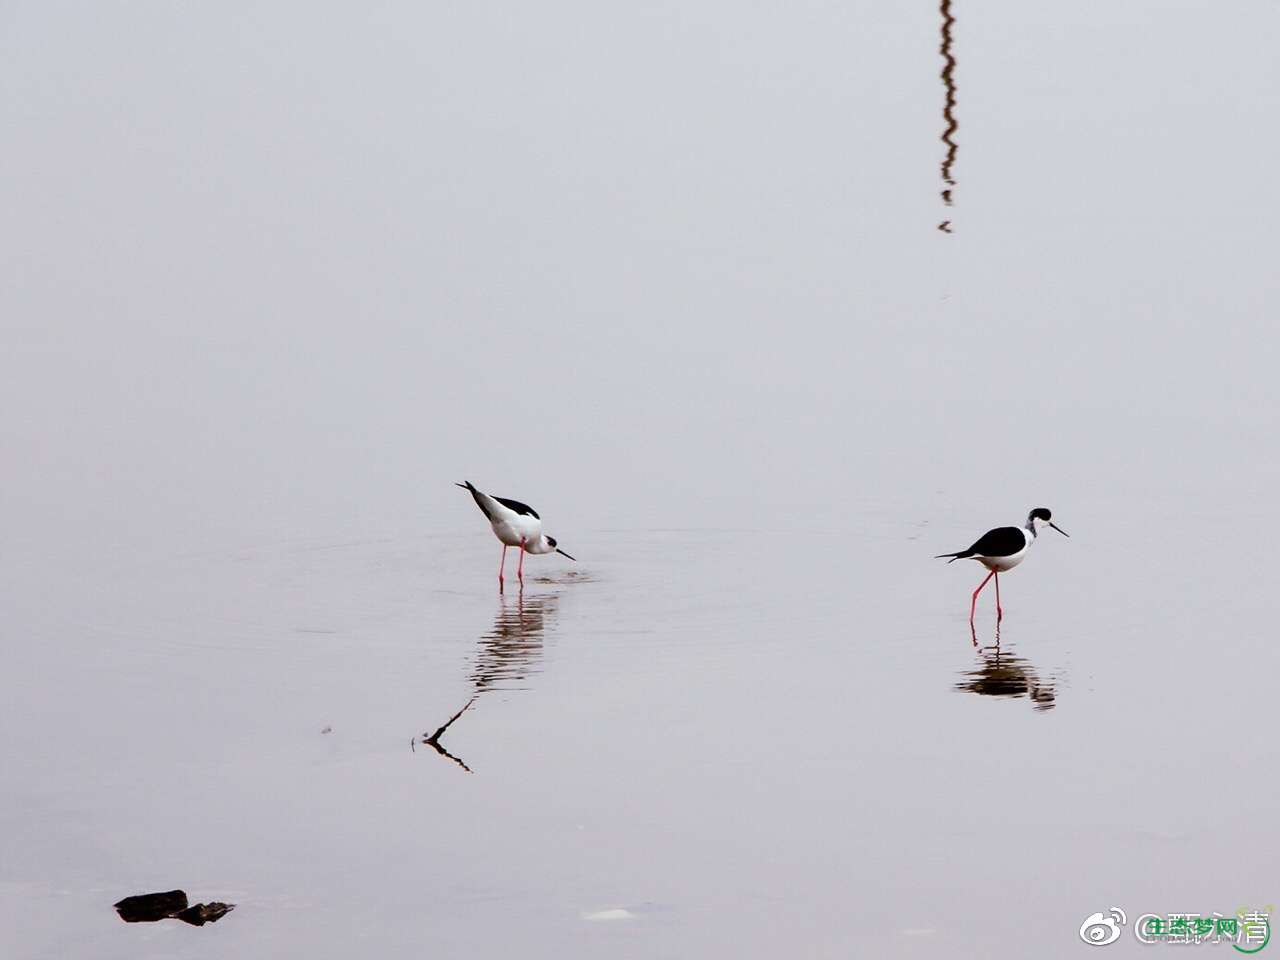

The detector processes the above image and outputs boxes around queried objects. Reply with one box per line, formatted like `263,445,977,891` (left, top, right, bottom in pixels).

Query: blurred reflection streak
938,0,958,233
471,590,559,693
416,589,560,768
954,643,1057,711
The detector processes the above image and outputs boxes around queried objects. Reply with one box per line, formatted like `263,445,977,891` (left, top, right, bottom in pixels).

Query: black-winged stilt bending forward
936,507,1068,627
456,481,576,588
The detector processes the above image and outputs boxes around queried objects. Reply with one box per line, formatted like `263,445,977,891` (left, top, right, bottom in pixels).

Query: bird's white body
468,487,554,553
975,529,1032,572
494,515,546,550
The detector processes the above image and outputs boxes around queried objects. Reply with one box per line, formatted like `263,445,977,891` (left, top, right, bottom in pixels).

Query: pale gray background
3,2,1277,957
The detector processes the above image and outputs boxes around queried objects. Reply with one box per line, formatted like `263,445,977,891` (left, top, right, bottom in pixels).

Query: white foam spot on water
582,908,636,922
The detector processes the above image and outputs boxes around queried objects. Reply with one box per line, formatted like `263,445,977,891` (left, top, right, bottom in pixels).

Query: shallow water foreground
4,512,1277,957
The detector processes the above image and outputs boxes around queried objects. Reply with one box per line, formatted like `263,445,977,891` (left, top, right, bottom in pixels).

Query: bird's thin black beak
556,548,577,561
1050,522,1069,537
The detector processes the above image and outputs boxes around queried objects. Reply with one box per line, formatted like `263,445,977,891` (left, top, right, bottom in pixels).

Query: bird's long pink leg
517,538,526,584
970,570,995,623
994,572,1003,622
498,545,507,591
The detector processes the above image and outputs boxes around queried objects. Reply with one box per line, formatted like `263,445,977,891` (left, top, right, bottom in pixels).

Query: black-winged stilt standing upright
456,481,576,588
936,507,1068,631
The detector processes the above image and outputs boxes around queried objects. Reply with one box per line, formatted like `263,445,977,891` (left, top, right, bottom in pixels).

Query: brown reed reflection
938,0,958,233
954,641,1057,711
416,696,477,772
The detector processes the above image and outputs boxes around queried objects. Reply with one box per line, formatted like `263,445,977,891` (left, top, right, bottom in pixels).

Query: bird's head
1029,507,1069,538
546,536,576,561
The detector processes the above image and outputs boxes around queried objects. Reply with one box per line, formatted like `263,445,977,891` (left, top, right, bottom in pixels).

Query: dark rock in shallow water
114,890,188,922
114,890,234,925
177,902,235,926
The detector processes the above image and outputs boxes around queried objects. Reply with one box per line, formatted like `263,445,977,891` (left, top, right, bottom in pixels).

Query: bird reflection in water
415,589,561,770
954,638,1057,711
470,590,558,694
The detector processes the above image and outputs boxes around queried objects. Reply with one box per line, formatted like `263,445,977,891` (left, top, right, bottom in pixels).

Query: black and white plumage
937,525,1032,573
936,507,1068,571
936,507,1069,632
456,481,575,588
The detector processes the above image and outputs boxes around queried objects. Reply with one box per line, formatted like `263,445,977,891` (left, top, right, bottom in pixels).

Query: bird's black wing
456,481,541,521
492,495,539,519
964,526,1026,558
936,526,1028,561
457,481,499,522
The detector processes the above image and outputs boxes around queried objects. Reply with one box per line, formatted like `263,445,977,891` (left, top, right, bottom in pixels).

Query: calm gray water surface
3,2,1278,957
